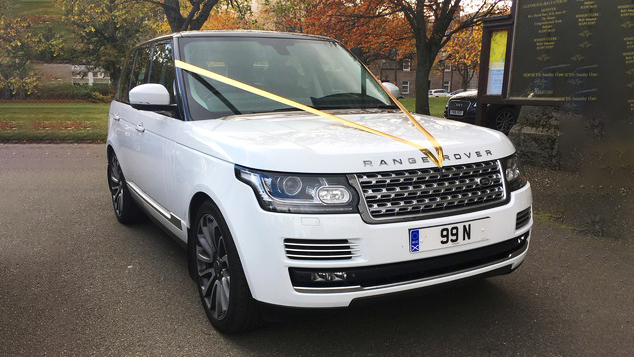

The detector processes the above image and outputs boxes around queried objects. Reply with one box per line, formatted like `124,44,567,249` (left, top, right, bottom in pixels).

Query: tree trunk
110,67,121,89
163,0,184,32
414,46,432,115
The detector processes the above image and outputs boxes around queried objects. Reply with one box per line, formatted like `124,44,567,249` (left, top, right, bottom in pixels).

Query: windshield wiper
311,105,360,110
313,93,370,100
371,104,399,109
260,107,303,113
311,93,394,108
311,103,399,110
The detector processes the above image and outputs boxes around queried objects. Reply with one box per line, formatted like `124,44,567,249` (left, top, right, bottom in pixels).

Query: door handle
112,114,120,122
135,124,145,133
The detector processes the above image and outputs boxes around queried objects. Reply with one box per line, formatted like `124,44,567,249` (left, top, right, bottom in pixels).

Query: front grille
447,100,472,111
355,160,506,221
284,239,359,260
516,206,532,229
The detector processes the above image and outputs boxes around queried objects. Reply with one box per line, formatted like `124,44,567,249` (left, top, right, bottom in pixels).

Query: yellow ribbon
175,60,444,167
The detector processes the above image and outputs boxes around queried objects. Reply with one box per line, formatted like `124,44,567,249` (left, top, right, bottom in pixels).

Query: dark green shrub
36,82,114,101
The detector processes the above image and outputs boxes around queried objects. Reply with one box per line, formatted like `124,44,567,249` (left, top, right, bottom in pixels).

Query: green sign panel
510,0,634,116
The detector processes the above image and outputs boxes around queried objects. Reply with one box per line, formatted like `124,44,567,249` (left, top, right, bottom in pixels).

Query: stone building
371,57,478,97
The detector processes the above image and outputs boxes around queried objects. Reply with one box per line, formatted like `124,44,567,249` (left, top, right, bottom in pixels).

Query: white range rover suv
107,31,532,333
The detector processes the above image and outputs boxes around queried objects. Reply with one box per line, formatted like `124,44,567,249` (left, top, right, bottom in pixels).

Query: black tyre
491,107,518,135
107,153,144,224
190,201,262,333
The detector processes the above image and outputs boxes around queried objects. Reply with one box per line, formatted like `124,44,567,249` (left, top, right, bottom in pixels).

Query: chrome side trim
127,181,183,231
294,286,363,293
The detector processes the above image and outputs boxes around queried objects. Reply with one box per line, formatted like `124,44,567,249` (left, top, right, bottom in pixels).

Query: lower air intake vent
516,207,532,229
284,239,359,260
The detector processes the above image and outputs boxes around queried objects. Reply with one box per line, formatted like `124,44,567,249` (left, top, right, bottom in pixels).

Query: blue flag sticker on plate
410,230,420,253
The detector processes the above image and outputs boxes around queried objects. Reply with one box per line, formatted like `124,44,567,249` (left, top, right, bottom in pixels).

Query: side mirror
129,83,171,106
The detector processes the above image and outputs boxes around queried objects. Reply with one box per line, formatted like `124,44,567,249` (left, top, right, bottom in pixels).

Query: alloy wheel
108,155,124,216
496,110,516,134
196,214,231,320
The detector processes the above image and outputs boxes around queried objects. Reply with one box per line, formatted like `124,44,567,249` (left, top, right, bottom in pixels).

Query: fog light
310,272,347,282
317,186,351,204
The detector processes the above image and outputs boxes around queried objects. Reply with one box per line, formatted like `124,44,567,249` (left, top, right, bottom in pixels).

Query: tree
60,0,159,85
141,0,252,32
307,0,507,114
155,1,256,33
0,16,61,98
258,0,314,33
442,24,482,90
306,1,413,64
260,0,413,64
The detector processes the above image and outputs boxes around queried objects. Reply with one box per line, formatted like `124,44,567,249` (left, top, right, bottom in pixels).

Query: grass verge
9,0,60,17
8,0,72,47
399,97,448,118
0,98,447,143
0,103,109,142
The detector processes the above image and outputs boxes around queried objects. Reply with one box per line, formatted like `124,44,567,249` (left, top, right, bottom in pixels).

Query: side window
116,53,134,102
130,46,151,91
148,42,175,104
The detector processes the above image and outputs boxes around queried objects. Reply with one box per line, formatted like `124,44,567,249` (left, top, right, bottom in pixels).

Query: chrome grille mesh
355,160,505,220
284,239,360,260
447,100,472,111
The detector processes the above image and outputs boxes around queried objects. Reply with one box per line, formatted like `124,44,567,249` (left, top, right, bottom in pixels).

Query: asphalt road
1,144,632,356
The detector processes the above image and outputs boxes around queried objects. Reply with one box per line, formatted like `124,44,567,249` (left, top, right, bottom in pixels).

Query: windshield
179,36,395,120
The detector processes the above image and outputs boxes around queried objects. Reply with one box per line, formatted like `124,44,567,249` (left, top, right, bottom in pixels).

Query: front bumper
289,230,528,293
220,181,532,308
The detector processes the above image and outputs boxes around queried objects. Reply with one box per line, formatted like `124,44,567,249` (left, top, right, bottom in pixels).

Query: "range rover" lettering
363,150,493,167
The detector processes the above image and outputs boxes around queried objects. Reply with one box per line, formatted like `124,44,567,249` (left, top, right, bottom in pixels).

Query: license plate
449,110,464,116
409,219,490,253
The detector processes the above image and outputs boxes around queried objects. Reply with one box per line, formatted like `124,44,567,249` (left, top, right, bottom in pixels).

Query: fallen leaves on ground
32,121,94,130
0,122,20,130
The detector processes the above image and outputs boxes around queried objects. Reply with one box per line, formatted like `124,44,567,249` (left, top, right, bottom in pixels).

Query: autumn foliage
287,0,507,114
442,24,483,90
302,1,413,63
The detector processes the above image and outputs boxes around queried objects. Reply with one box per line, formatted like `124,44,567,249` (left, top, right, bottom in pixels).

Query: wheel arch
187,191,214,280
188,192,214,229
485,105,520,133
106,144,115,160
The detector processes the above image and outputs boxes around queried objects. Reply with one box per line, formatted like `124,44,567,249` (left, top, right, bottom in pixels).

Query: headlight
503,154,527,191
235,166,358,213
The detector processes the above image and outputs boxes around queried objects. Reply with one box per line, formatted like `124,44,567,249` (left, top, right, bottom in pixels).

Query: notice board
508,0,634,116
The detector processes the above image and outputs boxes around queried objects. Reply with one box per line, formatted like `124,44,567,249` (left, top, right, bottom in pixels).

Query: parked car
428,89,451,97
107,31,532,333
444,90,521,135
449,89,468,96
381,81,401,98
